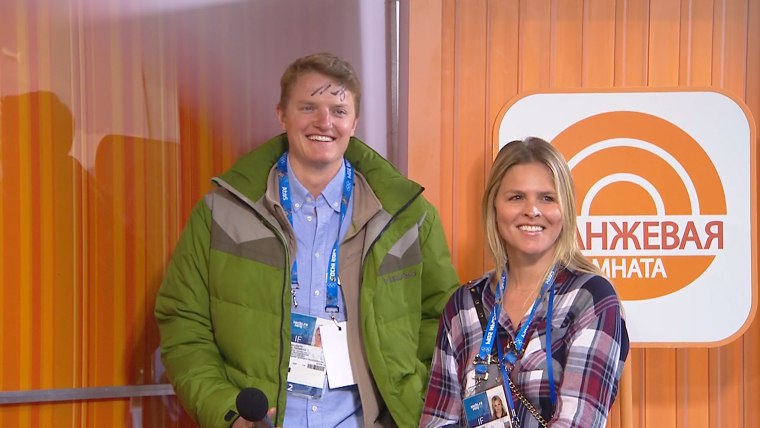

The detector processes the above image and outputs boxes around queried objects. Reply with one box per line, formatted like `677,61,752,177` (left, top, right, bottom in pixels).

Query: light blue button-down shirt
283,158,362,428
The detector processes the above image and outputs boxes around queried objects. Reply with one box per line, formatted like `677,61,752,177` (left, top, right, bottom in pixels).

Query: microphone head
236,387,269,422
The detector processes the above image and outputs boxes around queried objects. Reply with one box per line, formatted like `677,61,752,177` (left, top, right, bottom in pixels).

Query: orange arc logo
553,111,727,301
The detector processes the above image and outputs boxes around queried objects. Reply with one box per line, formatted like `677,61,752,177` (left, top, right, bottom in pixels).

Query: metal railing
0,384,175,404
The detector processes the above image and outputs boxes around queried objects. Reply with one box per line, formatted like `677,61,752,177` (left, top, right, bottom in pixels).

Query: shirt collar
286,156,345,214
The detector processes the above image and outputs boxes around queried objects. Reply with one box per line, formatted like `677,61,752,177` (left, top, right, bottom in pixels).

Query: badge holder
287,313,326,399
462,364,517,428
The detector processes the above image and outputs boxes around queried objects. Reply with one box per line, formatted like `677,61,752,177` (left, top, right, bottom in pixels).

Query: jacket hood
214,133,424,213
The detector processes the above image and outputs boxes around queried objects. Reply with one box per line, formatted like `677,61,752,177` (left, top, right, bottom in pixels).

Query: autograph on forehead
311,83,347,102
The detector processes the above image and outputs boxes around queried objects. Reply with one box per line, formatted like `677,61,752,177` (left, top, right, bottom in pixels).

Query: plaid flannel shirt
421,267,629,428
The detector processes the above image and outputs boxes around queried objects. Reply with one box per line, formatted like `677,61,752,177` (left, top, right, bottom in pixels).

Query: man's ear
275,104,286,130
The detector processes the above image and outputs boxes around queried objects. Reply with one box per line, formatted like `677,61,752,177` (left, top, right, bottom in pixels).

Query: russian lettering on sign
494,89,756,346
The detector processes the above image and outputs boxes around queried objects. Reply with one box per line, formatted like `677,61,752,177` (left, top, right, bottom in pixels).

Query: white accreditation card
319,320,356,389
287,313,326,398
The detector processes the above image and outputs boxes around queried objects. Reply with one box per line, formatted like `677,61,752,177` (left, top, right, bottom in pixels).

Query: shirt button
314,252,320,258
311,405,318,412
306,215,313,222
294,203,301,209
333,202,339,208
306,197,313,203
314,290,320,296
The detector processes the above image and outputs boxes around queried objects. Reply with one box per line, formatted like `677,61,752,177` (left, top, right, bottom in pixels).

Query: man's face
276,72,358,175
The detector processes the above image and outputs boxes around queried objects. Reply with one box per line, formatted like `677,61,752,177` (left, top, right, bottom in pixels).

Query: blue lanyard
473,273,507,376
496,328,520,426
276,153,353,317
474,267,559,418
503,267,557,367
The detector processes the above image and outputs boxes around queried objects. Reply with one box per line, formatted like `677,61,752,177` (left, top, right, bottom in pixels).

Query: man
155,52,459,428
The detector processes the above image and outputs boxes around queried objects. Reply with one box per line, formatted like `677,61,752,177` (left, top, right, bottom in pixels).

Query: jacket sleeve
154,199,239,428
417,202,460,367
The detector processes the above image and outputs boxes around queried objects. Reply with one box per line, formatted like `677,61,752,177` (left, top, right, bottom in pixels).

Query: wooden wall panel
614,0,648,87
551,0,583,88
486,0,519,138
455,0,489,281
582,0,616,86
642,1,681,426
678,0,714,85
406,1,759,427
673,0,713,424
407,0,448,236
708,2,749,427
743,4,760,428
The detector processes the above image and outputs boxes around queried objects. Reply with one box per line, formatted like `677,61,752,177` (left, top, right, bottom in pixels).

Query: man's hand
231,407,277,428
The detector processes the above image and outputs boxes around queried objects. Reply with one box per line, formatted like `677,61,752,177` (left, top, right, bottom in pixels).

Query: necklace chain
504,284,540,324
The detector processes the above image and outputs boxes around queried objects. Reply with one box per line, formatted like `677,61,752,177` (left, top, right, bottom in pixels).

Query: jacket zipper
214,178,425,426
212,178,288,426
366,187,424,255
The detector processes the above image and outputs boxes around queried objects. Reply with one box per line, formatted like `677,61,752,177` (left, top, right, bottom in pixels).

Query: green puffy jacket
155,135,459,427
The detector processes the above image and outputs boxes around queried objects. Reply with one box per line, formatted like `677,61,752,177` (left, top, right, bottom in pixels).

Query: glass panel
0,0,388,425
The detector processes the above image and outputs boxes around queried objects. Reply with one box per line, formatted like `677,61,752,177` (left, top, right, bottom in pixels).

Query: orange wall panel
407,1,760,427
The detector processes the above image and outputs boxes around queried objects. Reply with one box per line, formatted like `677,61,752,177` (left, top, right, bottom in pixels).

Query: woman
421,137,629,428
491,395,507,419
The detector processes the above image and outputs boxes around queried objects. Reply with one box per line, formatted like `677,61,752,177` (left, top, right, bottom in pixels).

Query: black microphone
236,387,274,427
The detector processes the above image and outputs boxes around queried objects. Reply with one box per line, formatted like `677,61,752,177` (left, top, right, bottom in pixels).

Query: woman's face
492,397,504,415
494,162,562,265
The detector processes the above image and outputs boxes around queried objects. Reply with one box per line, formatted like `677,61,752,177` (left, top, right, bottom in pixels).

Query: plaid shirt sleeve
548,274,629,427
420,283,482,427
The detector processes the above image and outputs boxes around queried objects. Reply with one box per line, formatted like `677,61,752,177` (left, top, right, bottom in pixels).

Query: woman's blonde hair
482,137,601,281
